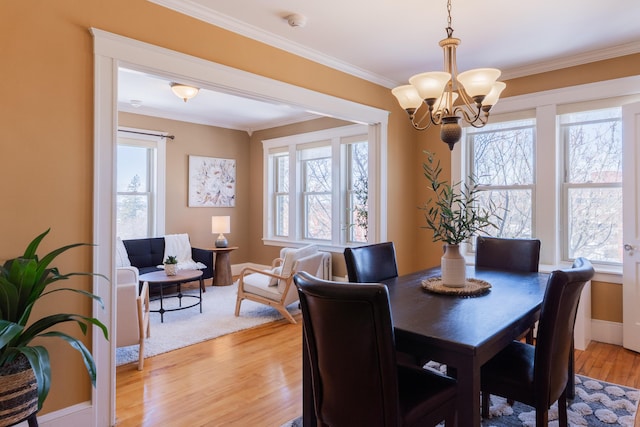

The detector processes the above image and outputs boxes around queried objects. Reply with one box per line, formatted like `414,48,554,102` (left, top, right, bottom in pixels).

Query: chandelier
391,0,506,150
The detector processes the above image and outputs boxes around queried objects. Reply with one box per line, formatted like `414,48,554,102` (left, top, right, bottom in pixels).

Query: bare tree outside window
301,146,332,240
562,108,622,264
116,144,152,239
469,119,535,239
347,141,368,243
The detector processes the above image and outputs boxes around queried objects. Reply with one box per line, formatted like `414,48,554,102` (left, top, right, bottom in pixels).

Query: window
561,108,622,264
467,119,536,238
116,132,166,239
461,98,627,268
263,124,373,248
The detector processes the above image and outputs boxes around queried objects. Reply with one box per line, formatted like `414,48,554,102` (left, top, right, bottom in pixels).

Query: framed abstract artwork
188,155,236,207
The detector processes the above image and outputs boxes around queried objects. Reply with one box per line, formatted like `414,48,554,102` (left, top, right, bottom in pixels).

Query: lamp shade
408,72,451,100
171,83,199,102
211,216,231,234
391,85,423,110
482,81,506,108
456,68,501,98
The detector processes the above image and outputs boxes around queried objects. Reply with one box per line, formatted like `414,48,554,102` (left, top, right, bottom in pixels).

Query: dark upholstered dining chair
294,271,458,427
475,236,541,273
480,257,594,427
344,241,398,283
476,236,541,344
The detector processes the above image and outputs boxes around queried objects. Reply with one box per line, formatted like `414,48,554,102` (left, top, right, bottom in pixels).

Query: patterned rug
281,375,640,427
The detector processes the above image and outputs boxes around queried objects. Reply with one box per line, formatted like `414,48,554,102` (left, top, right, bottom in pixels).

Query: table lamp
211,216,231,248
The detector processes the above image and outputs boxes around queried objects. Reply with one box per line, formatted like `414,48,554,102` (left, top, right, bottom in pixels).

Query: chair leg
277,306,297,324
536,407,548,427
482,392,490,418
234,297,242,316
27,413,38,427
525,327,534,344
558,389,568,427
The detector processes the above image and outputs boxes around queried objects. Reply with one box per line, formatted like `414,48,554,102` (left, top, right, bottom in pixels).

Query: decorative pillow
268,266,283,286
115,237,131,268
277,245,318,292
280,245,317,279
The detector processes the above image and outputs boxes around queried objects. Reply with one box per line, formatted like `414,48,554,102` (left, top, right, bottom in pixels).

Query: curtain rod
118,129,175,140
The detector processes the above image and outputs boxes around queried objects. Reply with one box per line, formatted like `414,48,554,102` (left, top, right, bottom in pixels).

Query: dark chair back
534,257,594,406
294,271,401,426
344,241,398,282
475,236,541,272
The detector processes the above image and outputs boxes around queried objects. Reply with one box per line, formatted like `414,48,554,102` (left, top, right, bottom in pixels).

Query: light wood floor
116,312,640,426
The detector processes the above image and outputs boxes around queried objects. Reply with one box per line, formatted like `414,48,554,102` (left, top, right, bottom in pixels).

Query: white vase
441,244,466,287
165,264,177,276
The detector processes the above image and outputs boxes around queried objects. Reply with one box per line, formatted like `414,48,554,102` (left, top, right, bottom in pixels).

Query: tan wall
2,0,638,416
118,113,251,266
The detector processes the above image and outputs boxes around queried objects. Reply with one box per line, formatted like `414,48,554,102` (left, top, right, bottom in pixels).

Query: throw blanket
161,233,206,271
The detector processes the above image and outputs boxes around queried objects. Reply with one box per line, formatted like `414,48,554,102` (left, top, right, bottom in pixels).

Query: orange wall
2,0,638,416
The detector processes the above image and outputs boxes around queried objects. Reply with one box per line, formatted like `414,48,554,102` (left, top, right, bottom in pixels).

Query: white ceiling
118,0,640,133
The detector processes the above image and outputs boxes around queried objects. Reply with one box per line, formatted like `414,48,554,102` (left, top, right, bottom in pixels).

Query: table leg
157,282,165,323
453,360,481,426
213,251,233,286
199,277,203,313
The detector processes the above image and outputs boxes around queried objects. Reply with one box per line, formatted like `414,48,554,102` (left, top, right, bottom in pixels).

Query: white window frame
117,128,166,237
466,117,537,240
262,124,378,251
454,75,640,282
560,108,623,265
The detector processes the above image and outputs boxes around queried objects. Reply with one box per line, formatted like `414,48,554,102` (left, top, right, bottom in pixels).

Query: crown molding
501,40,640,80
149,0,640,88
147,0,397,88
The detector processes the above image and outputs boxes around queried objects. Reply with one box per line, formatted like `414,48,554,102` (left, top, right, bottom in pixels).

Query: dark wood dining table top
383,266,548,362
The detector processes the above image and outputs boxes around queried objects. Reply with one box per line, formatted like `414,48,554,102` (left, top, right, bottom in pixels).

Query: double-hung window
116,131,166,239
467,118,536,238
460,95,625,268
561,107,622,264
263,124,373,248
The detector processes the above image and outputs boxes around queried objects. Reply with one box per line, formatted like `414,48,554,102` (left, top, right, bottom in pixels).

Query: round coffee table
139,270,203,322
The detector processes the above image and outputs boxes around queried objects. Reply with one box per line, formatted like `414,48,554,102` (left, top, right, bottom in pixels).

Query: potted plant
164,255,178,276
420,151,498,287
0,229,108,426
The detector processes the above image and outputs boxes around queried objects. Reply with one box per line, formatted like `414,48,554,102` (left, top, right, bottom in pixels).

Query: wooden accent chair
344,241,398,283
116,266,150,370
235,245,331,324
294,271,457,427
480,257,594,427
476,236,541,344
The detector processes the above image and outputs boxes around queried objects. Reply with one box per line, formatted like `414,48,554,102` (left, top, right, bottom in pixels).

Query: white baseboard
591,319,623,346
15,402,93,427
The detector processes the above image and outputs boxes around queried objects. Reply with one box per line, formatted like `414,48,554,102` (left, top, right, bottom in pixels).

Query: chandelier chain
446,0,454,38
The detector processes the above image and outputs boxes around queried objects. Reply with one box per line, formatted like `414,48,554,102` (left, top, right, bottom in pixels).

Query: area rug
116,281,299,366
280,375,640,427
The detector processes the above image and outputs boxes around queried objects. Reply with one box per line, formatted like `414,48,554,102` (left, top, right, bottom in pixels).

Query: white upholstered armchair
116,266,150,370
235,245,331,324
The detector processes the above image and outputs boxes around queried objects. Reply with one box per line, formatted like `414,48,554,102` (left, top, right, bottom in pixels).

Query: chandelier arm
453,103,483,125
455,105,490,128
410,106,435,131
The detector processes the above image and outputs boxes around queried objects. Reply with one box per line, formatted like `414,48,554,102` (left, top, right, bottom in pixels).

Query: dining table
301,265,550,427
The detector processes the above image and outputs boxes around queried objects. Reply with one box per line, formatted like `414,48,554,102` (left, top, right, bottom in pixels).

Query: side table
211,246,238,286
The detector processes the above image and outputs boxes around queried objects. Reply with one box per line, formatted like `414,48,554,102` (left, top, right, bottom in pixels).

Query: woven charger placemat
421,276,491,297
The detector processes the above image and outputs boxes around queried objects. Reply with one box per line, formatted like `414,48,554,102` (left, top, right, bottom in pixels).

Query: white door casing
622,101,640,352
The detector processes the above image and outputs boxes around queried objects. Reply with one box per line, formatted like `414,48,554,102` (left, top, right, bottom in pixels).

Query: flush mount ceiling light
170,82,199,102
391,0,506,150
